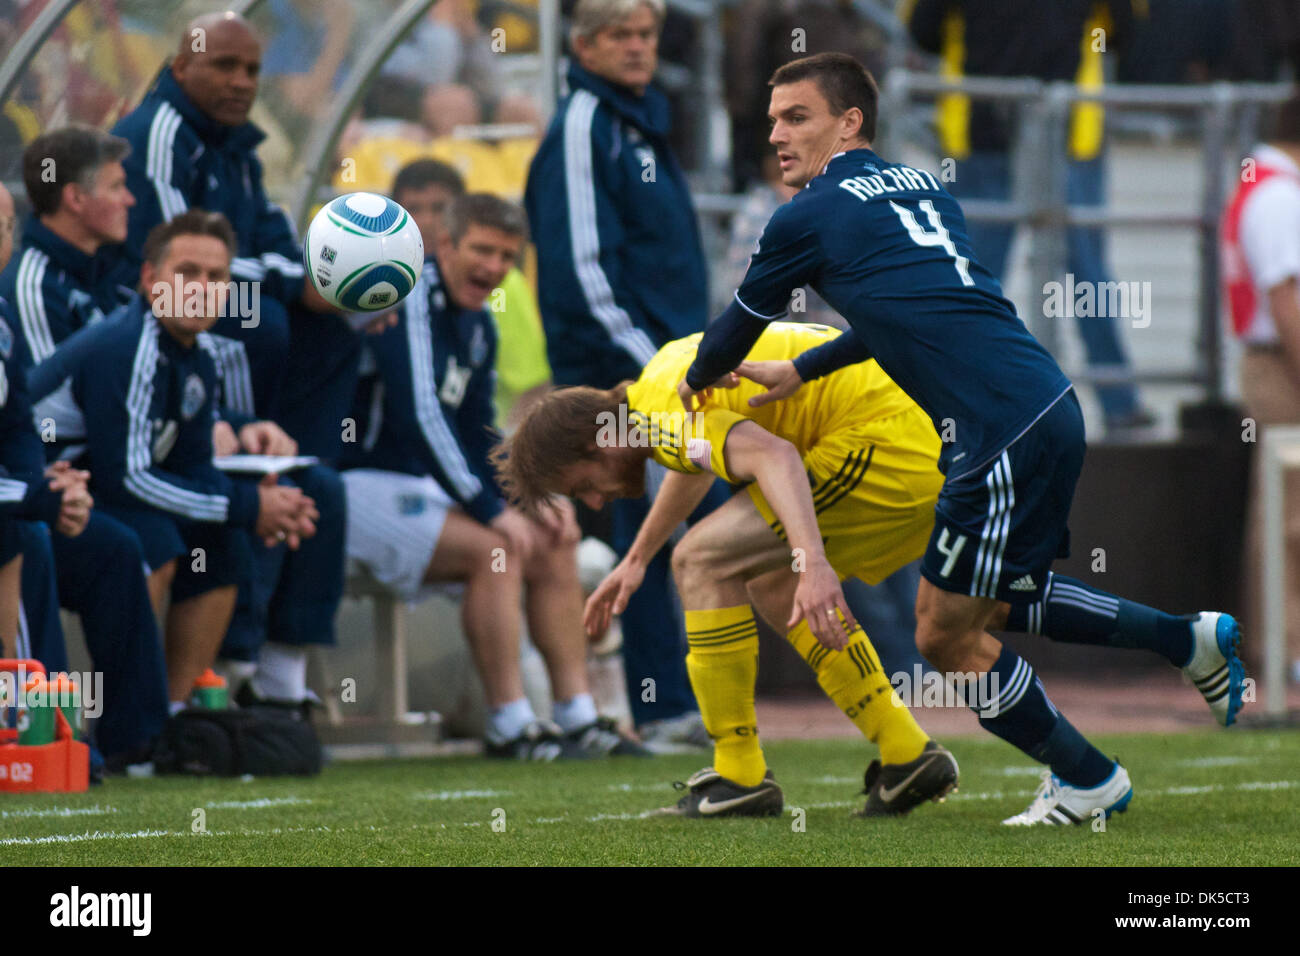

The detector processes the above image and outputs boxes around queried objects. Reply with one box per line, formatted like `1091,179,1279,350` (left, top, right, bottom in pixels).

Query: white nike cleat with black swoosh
856,740,959,817
652,766,783,818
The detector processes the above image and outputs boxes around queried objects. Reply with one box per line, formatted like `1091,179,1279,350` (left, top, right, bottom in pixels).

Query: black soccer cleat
484,719,565,761
561,717,653,758
653,766,784,818
856,740,959,817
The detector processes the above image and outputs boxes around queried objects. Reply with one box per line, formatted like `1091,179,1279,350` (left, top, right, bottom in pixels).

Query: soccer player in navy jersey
680,53,1245,826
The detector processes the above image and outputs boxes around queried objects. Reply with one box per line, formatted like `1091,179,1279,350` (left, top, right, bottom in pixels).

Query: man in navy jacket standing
525,0,721,748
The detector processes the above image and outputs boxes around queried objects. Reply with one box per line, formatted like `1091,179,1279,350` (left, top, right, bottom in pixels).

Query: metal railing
876,70,1294,401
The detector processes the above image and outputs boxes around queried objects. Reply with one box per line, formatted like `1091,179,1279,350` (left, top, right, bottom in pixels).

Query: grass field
2,728,1297,865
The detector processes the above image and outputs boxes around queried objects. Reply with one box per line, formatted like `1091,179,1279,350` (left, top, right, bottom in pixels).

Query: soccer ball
304,192,424,312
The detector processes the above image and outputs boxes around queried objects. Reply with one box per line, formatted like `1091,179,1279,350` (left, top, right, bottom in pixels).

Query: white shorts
342,469,455,601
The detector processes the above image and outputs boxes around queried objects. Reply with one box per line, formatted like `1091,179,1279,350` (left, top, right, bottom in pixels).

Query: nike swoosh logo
697,791,770,815
878,755,945,804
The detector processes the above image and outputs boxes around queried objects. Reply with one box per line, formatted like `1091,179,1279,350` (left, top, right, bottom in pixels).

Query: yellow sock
684,605,765,787
786,618,929,765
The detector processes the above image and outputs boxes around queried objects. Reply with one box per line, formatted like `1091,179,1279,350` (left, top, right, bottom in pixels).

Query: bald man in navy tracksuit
108,22,348,701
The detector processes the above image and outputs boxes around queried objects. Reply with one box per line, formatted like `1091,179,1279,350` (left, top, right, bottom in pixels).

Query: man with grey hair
525,0,723,750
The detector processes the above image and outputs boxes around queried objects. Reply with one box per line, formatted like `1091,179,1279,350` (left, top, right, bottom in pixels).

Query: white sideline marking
0,805,116,819
606,783,664,793
811,775,859,785
1237,780,1295,791
0,829,179,846
205,797,312,810
1176,756,1256,768
999,766,1046,776
414,789,512,801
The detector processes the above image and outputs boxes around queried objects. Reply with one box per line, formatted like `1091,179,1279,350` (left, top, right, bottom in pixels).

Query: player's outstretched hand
583,556,646,638
736,359,804,408
789,556,857,651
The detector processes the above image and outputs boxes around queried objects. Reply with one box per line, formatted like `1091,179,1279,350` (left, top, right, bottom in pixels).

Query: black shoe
484,719,565,761
653,766,783,818
856,740,959,817
102,740,158,777
561,717,653,758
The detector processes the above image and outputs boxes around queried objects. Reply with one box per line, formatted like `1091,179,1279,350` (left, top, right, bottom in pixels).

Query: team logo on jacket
181,374,206,420
0,317,12,360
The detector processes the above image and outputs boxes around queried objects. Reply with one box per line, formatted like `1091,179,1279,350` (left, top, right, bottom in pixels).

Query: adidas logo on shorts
1009,574,1037,592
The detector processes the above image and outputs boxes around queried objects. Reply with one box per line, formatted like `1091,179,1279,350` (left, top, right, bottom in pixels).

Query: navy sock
1004,573,1194,667
969,646,1114,788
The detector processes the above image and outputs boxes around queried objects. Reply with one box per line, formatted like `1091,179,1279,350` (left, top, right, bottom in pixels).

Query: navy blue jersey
71,298,259,528
108,66,305,305
719,148,1072,477
525,61,708,388
0,218,133,460
0,299,62,525
345,259,505,524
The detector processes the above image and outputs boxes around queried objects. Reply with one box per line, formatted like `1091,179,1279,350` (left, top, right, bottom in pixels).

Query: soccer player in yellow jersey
494,321,959,817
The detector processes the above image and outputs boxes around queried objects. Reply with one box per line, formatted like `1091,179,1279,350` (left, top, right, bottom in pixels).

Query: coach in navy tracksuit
69,211,316,705
109,50,299,420
0,131,169,762
524,0,724,739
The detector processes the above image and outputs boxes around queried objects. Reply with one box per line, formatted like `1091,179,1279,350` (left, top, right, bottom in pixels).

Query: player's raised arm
721,420,857,649
683,199,822,408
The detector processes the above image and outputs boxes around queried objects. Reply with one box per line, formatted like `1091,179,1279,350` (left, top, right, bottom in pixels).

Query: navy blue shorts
99,506,245,601
920,390,1085,604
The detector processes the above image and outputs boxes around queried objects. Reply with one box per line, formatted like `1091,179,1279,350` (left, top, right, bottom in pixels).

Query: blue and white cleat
1183,612,1246,727
1002,763,1133,827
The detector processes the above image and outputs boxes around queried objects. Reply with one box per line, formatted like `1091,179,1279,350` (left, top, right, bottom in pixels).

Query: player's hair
1271,91,1300,144
141,209,236,267
769,52,879,143
444,193,529,245
570,0,665,43
391,158,466,202
22,124,131,217
490,382,631,514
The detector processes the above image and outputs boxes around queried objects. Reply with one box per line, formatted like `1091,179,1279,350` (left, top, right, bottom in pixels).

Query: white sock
214,659,258,688
489,697,537,740
551,692,597,732
250,643,308,702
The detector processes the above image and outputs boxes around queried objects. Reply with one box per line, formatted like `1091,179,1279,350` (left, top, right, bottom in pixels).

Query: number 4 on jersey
890,199,975,287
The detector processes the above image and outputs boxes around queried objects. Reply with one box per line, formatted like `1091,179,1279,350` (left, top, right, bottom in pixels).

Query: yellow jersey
625,322,924,483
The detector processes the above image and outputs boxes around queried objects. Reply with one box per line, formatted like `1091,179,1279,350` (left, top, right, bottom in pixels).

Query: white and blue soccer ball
304,192,424,312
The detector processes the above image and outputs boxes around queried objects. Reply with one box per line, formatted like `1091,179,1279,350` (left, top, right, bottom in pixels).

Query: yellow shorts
748,404,943,585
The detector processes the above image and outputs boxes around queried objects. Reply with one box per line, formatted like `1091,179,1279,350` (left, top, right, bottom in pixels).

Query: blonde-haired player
494,321,958,816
